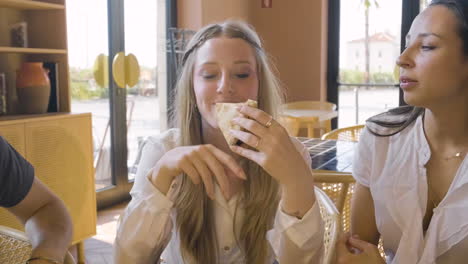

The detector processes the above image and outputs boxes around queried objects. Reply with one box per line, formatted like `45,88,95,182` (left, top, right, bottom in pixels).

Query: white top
114,129,325,264
353,116,468,264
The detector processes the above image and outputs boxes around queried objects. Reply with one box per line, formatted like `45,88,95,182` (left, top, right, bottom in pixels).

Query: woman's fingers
179,160,201,185
232,116,267,137
230,145,263,165
347,236,375,253
237,105,273,127
199,146,231,199
336,232,352,256
206,145,247,180
188,152,215,200
229,129,260,150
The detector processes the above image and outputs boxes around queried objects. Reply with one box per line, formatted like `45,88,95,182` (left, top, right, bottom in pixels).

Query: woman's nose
396,48,414,69
216,75,234,94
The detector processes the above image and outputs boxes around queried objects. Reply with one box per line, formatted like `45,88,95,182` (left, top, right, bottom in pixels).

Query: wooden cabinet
0,2,95,261
0,0,69,114
0,113,96,245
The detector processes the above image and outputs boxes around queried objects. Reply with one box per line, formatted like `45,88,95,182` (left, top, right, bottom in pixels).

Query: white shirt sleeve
266,138,324,263
114,130,179,264
352,127,374,187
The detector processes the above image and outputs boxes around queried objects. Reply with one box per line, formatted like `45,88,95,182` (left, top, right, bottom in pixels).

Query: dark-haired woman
336,1,468,263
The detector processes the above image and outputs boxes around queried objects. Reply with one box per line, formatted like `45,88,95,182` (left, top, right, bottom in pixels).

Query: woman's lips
399,76,418,90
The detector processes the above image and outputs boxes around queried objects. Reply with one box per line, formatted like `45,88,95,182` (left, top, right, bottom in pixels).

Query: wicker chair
315,187,340,264
321,124,365,142
0,225,75,264
318,124,365,231
319,125,385,258
314,172,355,233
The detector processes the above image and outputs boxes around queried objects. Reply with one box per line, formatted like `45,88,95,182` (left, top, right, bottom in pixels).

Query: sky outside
67,0,411,70
66,0,157,69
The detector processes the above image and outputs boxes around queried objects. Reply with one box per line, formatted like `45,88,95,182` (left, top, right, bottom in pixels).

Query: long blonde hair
171,20,284,264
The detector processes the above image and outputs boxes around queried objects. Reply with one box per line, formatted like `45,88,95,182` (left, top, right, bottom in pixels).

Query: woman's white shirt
114,128,325,264
353,115,468,264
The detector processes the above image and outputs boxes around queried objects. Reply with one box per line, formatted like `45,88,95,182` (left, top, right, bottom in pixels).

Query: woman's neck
423,98,468,153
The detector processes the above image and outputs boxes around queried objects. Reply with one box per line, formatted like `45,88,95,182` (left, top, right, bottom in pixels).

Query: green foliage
339,69,395,85
362,0,379,9
339,70,365,84
371,72,394,84
70,67,108,100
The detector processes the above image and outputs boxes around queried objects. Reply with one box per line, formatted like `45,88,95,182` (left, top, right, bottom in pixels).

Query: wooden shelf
0,0,64,10
0,112,90,124
0,46,66,54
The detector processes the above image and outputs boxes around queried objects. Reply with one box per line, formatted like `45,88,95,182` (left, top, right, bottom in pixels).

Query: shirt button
224,246,230,251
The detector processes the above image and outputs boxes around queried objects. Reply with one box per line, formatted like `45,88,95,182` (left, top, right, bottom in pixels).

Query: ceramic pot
16,62,50,114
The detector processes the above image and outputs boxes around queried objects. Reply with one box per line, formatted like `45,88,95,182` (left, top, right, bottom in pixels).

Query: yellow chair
315,187,340,264
281,101,337,138
0,225,75,264
321,124,365,142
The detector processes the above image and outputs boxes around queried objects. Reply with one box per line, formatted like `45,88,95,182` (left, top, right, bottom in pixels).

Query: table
297,138,357,220
296,137,356,173
281,109,338,138
283,109,338,122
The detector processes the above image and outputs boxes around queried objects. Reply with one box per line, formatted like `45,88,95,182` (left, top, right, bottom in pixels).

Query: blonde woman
114,20,324,264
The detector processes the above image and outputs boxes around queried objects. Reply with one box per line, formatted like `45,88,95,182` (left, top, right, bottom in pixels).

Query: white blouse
353,115,468,264
113,128,324,264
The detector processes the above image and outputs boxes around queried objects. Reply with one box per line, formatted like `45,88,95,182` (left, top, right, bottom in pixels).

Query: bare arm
7,177,73,263
350,183,380,246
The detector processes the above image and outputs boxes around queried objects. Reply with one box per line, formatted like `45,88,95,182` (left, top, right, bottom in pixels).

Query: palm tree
361,0,379,84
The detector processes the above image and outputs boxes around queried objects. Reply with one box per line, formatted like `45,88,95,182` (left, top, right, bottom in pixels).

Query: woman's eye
236,73,250,79
421,45,436,51
202,74,216,79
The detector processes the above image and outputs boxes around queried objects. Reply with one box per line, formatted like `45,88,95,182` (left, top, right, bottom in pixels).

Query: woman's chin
403,93,424,108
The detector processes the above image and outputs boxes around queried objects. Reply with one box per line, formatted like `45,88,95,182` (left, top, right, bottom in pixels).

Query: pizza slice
215,99,258,145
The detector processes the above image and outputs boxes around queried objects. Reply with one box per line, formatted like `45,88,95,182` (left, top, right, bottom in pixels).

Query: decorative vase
16,62,51,114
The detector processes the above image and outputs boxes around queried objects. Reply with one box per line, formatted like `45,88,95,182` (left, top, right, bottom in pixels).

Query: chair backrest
0,226,75,264
282,101,337,111
314,173,386,259
315,173,355,232
321,125,365,142
315,187,340,264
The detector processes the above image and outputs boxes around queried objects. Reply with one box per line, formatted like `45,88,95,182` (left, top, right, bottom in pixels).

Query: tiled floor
83,202,128,264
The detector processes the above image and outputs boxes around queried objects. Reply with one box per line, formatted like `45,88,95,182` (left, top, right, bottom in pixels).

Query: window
328,0,420,128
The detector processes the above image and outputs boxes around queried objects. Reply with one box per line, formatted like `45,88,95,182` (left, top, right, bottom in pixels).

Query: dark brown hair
367,0,468,136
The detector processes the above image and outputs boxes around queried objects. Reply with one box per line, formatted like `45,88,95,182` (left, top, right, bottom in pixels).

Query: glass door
338,0,402,128
327,0,421,128
123,0,160,182
67,0,114,191
67,0,164,208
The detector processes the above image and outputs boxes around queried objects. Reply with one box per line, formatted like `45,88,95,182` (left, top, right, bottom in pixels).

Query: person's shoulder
0,136,9,151
0,136,20,161
145,128,181,150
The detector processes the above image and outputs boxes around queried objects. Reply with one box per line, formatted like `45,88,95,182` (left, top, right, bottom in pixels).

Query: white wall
346,40,399,72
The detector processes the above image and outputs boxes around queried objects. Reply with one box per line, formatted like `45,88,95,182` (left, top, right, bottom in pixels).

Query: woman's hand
336,233,385,264
228,105,312,187
150,145,247,200
229,105,316,218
